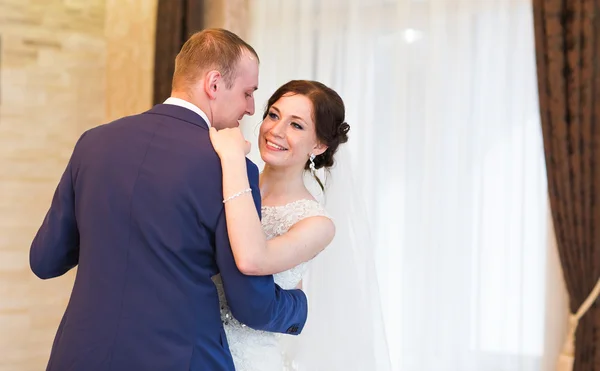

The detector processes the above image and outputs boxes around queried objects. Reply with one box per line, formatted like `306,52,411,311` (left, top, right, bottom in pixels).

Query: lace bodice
212,199,329,371
262,199,330,289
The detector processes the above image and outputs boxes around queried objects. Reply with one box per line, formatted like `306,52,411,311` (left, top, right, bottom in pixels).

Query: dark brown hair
263,80,350,189
172,28,259,90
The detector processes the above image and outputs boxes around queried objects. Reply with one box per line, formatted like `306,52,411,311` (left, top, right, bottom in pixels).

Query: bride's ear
313,142,328,156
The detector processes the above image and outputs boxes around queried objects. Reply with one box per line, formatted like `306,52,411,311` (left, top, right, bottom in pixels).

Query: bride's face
259,93,325,170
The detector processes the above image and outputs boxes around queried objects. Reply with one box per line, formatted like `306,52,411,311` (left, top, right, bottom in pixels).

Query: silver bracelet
223,188,252,203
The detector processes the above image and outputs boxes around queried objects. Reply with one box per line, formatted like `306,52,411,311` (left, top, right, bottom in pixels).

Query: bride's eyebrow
270,105,307,124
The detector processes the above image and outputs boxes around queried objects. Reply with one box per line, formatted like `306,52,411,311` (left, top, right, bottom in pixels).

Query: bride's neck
260,165,306,204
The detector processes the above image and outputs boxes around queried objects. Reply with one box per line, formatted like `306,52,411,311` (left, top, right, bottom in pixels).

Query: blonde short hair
172,28,259,90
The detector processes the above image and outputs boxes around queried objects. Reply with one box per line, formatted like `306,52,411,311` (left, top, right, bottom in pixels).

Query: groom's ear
313,142,328,156
205,70,221,99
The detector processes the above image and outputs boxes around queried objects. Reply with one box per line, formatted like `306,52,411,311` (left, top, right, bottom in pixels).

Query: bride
210,79,390,370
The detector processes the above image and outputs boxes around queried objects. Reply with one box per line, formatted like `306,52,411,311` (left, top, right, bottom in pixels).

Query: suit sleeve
214,160,308,335
30,135,84,279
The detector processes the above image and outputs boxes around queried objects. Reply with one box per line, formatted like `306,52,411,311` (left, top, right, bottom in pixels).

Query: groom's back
45,105,235,370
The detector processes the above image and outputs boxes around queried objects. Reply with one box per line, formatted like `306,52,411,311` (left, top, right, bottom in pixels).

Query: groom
29,28,308,371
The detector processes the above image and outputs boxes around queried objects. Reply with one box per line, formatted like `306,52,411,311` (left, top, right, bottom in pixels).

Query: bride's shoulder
262,199,330,221
290,199,331,222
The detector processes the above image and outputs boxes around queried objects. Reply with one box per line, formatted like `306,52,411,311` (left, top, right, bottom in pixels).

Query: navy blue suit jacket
29,104,308,371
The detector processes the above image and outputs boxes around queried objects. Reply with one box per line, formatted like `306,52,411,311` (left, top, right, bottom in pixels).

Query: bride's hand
209,127,251,160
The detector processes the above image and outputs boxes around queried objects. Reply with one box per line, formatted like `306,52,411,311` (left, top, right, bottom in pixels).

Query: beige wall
105,0,156,122
0,1,155,369
204,0,250,39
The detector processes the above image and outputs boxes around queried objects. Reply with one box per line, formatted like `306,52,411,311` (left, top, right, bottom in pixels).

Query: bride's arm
210,127,335,276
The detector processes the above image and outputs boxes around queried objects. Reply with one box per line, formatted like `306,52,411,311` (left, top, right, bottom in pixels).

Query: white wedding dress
212,199,329,371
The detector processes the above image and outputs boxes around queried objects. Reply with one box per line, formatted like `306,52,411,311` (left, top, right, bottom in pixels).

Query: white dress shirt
163,97,212,127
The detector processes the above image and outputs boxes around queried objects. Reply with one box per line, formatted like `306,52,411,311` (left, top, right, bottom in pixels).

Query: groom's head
171,28,260,129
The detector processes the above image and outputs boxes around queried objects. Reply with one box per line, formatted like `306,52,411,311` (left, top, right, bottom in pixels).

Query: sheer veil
281,144,392,370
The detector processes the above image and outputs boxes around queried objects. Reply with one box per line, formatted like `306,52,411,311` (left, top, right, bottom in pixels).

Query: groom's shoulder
79,111,146,135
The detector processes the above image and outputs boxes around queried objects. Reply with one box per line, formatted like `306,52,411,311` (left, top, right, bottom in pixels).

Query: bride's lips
265,139,288,151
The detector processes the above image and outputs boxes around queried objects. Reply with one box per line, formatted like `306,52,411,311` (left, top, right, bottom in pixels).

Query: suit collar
144,104,209,130
163,97,212,127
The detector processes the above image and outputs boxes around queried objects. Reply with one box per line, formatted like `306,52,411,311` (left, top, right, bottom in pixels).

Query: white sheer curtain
241,0,565,370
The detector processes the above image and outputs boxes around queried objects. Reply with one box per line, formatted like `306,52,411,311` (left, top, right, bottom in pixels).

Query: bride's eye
268,112,279,120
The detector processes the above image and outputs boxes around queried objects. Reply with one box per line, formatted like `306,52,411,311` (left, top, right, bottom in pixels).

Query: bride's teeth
268,141,285,150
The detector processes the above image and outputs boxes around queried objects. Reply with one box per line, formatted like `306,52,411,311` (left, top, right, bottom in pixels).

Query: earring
309,154,316,173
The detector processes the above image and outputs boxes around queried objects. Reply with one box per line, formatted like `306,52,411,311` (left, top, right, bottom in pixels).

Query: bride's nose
269,121,286,138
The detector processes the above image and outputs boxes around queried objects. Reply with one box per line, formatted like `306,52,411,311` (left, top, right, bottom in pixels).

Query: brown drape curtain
153,0,205,105
533,0,600,370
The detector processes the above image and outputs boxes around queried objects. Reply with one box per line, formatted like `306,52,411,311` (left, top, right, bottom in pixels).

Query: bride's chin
260,152,275,165
260,154,286,169
261,157,279,167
